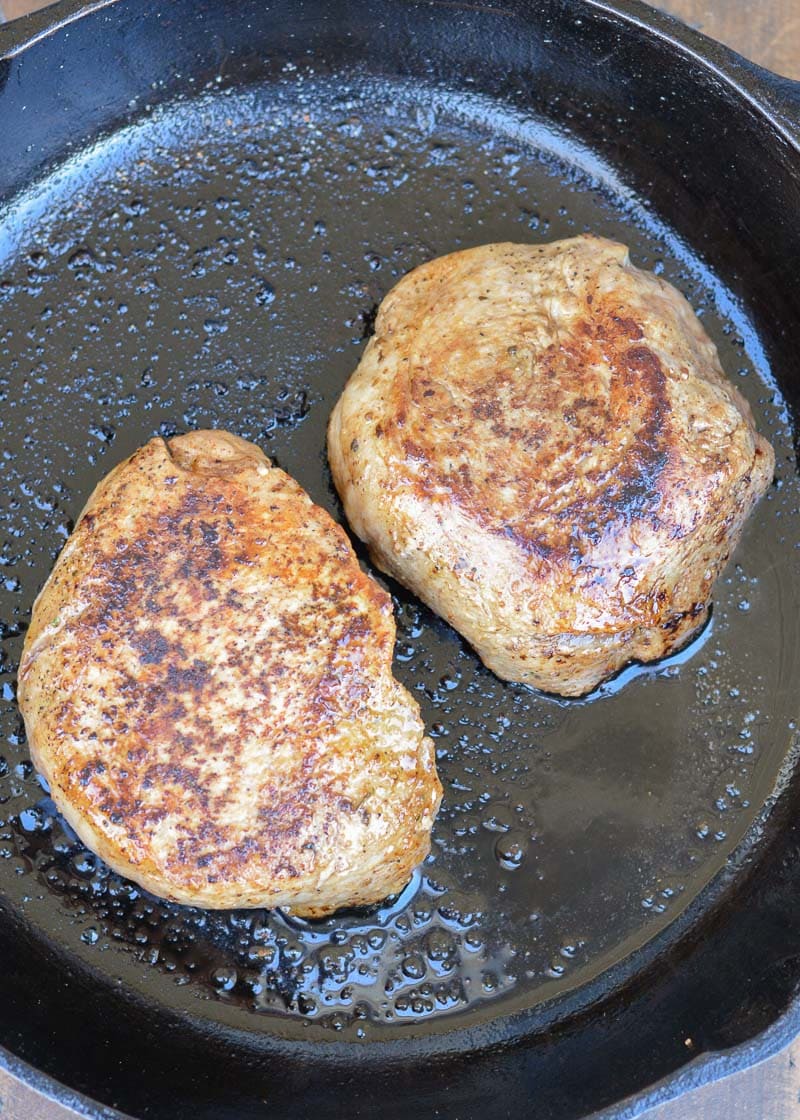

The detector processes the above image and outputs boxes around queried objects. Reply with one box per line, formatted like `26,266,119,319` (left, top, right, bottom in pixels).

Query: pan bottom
0,71,798,1044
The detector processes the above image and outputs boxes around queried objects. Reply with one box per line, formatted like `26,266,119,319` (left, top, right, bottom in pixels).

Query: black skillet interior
0,0,799,1117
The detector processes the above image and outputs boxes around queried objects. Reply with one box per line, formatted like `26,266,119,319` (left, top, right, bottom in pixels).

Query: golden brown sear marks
18,431,440,914
328,236,774,696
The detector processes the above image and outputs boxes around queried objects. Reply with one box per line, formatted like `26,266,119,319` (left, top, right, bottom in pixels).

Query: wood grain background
0,1,798,1118
661,0,800,78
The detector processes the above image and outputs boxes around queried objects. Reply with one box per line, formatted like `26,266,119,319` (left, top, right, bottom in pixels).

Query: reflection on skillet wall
0,2,798,1119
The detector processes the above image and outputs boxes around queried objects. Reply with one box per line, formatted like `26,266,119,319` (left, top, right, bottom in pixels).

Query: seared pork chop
328,236,774,696
19,430,440,915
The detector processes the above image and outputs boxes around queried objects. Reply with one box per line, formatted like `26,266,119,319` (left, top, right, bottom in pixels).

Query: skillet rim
0,0,798,1117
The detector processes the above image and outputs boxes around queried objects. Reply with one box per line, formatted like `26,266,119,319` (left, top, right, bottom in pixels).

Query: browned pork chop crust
328,236,774,695
18,431,440,915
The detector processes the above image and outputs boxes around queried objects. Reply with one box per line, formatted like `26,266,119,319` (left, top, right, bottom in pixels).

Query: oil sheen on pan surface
0,72,798,1044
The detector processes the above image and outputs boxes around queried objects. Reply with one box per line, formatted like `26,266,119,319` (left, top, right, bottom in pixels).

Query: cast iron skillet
0,0,798,1116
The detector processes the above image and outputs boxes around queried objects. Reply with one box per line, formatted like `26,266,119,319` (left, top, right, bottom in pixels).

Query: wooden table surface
0,1,797,1119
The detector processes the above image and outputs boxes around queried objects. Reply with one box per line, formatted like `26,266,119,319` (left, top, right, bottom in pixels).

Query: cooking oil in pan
0,73,798,1042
